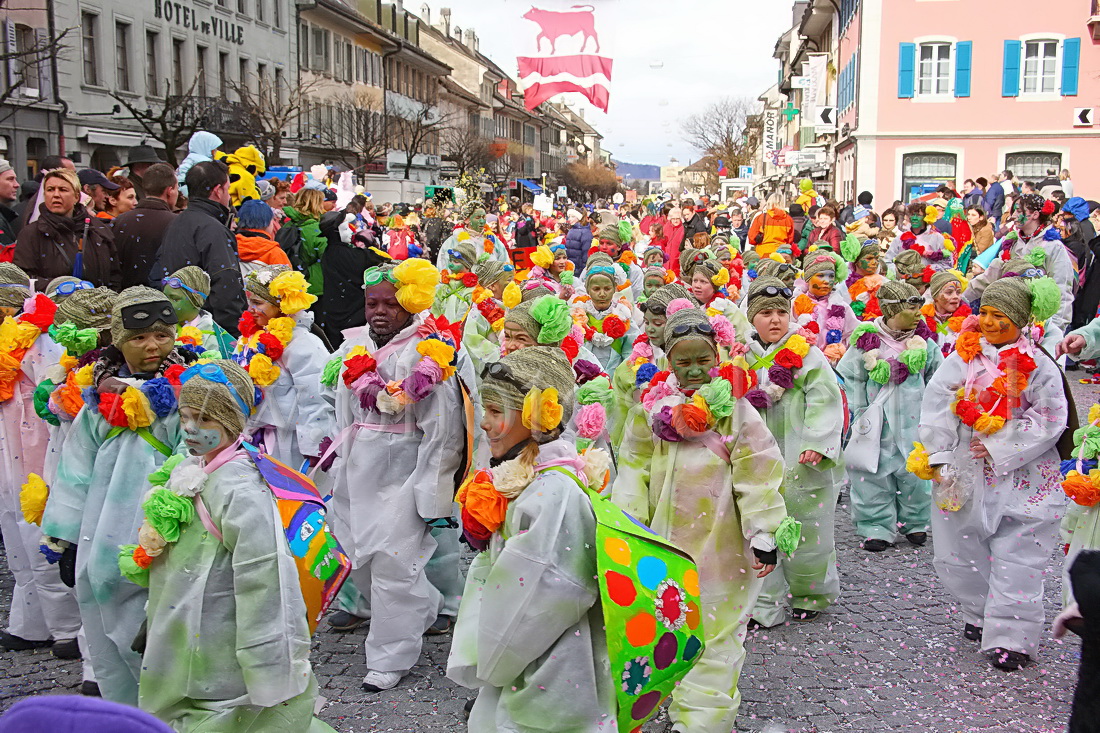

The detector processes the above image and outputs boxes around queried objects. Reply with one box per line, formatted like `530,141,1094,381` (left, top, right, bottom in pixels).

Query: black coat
316,211,389,347
151,197,246,336
112,197,177,288
13,204,120,289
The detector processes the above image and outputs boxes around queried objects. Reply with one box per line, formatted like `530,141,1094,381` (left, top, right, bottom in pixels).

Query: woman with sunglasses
836,281,942,553
162,266,235,358
323,259,473,692
743,277,844,628
448,347,616,730
234,265,333,475
41,287,198,705
612,304,789,733
127,360,336,732
570,253,639,373
793,253,861,366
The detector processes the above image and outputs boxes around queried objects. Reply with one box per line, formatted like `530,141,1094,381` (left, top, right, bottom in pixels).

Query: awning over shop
516,179,543,194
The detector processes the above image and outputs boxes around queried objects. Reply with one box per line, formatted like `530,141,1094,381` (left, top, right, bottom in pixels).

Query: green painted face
669,339,717,389
856,252,879,276
468,208,487,231
909,214,926,231
888,304,922,332
163,285,199,322
643,276,665,298
643,308,667,346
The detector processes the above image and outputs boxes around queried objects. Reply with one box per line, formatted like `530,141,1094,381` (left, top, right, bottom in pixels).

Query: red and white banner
518,4,613,112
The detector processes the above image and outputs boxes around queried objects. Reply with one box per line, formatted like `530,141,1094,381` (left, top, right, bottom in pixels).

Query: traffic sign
738,166,754,179
816,107,837,132
1074,108,1094,127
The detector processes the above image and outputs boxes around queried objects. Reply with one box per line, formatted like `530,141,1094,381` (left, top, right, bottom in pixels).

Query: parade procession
0,0,1098,731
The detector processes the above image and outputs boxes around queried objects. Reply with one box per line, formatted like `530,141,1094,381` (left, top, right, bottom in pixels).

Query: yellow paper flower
711,267,730,287
522,387,563,432
417,338,456,370
59,353,78,372
471,286,491,304
502,282,521,309
973,413,1006,435
12,321,41,350
491,318,505,332
691,392,714,425
268,270,317,315
0,316,17,351
1089,403,1100,425
347,345,369,359
530,245,554,269
456,231,470,242
785,334,811,358
905,443,936,480
392,258,441,314
249,353,281,386
266,317,295,346
19,473,48,525
706,307,721,317
121,386,155,430
178,325,204,347
73,363,95,388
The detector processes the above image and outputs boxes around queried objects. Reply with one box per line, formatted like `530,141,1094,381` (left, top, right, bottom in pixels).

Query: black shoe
791,609,820,621
463,697,475,721
51,638,80,659
862,539,892,552
80,681,101,697
989,647,1030,671
906,532,928,546
424,615,454,636
0,631,53,651
963,623,983,641
327,611,368,632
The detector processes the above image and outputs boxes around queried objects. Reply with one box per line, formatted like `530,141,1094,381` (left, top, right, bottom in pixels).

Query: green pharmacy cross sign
782,102,800,122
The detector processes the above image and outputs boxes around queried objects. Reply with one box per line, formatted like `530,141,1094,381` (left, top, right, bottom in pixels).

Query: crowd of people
0,136,1097,733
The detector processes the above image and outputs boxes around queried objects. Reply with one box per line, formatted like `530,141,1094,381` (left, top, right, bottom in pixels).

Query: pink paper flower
575,403,607,440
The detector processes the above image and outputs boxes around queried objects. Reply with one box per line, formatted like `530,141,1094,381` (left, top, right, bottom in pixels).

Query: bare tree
229,75,318,164
387,98,454,180
441,124,494,178
681,96,760,177
560,162,619,202
311,91,387,171
0,24,71,124
111,77,215,166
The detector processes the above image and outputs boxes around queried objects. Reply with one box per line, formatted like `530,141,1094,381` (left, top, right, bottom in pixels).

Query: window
172,39,183,94
238,57,248,94
917,43,951,96
901,153,957,202
145,31,159,96
257,62,267,91
345,43,353,85
298,23,308,68
81,12,98,85
10,24,40,95
256,0,265,23
523,124,535,146
1022,40,1058,94
273,0,282,28
196,45,208,96
311,26,329,72
237,0,246,13
274,66,284,106
219,51,228,97
1004,152,1062,180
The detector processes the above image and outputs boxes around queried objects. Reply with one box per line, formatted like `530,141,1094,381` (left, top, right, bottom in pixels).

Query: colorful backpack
243,442,351,634
549,467,706,732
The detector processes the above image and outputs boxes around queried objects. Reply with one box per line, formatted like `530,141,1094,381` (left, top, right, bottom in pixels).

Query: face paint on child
856,252,879,276
808,271,835,297
180,407,231,456
669,339,717,389
479,400,532,459
164,285,199,322
587,274,615,310
643,309,667,346
888,303,923,332
934,282,962,316
979,306,1021,345
501,322,535,355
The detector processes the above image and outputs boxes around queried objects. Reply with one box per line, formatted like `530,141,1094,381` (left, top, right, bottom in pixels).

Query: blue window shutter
1062,37,1080,96
1002,40,1021,97
898,43,916,98
955,41,972,97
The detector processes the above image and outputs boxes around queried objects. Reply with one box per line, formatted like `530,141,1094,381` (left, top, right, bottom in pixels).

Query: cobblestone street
2,382,1093,732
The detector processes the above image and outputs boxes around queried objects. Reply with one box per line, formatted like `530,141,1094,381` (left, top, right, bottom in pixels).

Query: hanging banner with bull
518,3,614,112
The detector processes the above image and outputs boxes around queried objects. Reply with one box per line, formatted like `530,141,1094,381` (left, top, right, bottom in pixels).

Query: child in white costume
447,346,615,732
916,276,1067,670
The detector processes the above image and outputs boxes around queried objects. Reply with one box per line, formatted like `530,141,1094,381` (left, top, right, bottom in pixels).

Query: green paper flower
1029,277,1061,322
142,487,195,543
699,378,734,419
49,322,100,356
868,359,891,385
577,376,613,406
851,300,866,318
1026,247,1047,268
321,354,343,388
1074,424,1100,459
33,379,59,426
117,545,150,588
531,296,572,345
840,234,861,263
897,345,927,374
775,516,803,556
560,271,575,286
850,322,878,346
147,454,185,488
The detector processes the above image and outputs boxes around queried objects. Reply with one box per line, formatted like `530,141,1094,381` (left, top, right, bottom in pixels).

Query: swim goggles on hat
447,248,470,264
753,285,793,299
586,265,618,279
120,302,178,329
1005,267,1044,279
161,277,208,299
480,361,530,394
54,280,95,297
878,295,925,307
668,320,715,338
363,267,398,287
180,363,251,415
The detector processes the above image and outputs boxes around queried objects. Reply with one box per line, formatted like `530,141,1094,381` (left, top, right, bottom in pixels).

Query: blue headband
180,364,251,416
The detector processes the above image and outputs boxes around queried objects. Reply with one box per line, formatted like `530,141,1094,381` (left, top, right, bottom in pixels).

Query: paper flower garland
849,323,929,386
0,294,57,403
951,332,1037,436
1062,404,1100,507
235,311,296,387
743,334,811,409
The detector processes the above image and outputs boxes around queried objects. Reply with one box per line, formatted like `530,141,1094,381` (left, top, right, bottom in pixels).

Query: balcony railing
167,96,251,134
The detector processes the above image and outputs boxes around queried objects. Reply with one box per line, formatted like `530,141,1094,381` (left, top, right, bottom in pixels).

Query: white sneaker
361,670,404,692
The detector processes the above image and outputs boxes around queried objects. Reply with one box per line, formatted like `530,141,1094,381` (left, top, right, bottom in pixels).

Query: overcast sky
420,0,793,167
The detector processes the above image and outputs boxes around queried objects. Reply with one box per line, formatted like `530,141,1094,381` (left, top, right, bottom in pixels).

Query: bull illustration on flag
519,4,613,112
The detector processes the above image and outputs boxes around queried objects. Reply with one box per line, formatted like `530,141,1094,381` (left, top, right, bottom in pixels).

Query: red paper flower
97,391,129,427
256,332,285,361
633,333,649,345
164,364,186,386
238,311,260,339
1001,348,1037,375
602,315,627,339
900,232,917,245
1042,200,1055,215
560,336,579,362
342,353,378,387
955,400,982,426
803,321,821,334
19,295,56,332
921,267,934,283
461,272,479,288
774,349,803,369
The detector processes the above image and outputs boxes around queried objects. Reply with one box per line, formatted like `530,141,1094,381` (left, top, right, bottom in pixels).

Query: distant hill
612,160,661,181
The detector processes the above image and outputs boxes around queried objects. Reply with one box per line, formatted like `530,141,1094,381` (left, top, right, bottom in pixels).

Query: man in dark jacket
0,159,20,255
513,203,538,249
564,209,592,272
122,144,163,201
150,161,245,336
983,179,1005,223
112,163,179,288
681,198,709,241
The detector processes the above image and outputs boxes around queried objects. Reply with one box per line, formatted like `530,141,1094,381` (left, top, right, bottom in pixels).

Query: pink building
834,0,1100,208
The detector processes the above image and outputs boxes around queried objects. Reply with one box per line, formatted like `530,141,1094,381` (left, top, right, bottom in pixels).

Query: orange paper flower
794,294,815,316
456,470,509,533
991,372,1029,398
955,331,982,362
133,546,154,569
1063,472,1100,507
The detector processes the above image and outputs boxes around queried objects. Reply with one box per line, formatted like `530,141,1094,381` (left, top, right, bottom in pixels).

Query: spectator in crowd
113,163,179,289
982,175,1005,223
681,197,709,241
78,169,119,214
729,205,750,245
122,145,163,200
0,159,20,254
13,168,119,288
1060,169,1075,198
96,175,137,221
513,202,538,249
564,208,592,272
420,201,447,262
235,200,290,280
747,194,796,258
1038,168,1062,198
282,188,328,297
962,178,984,208
151,161,245,336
